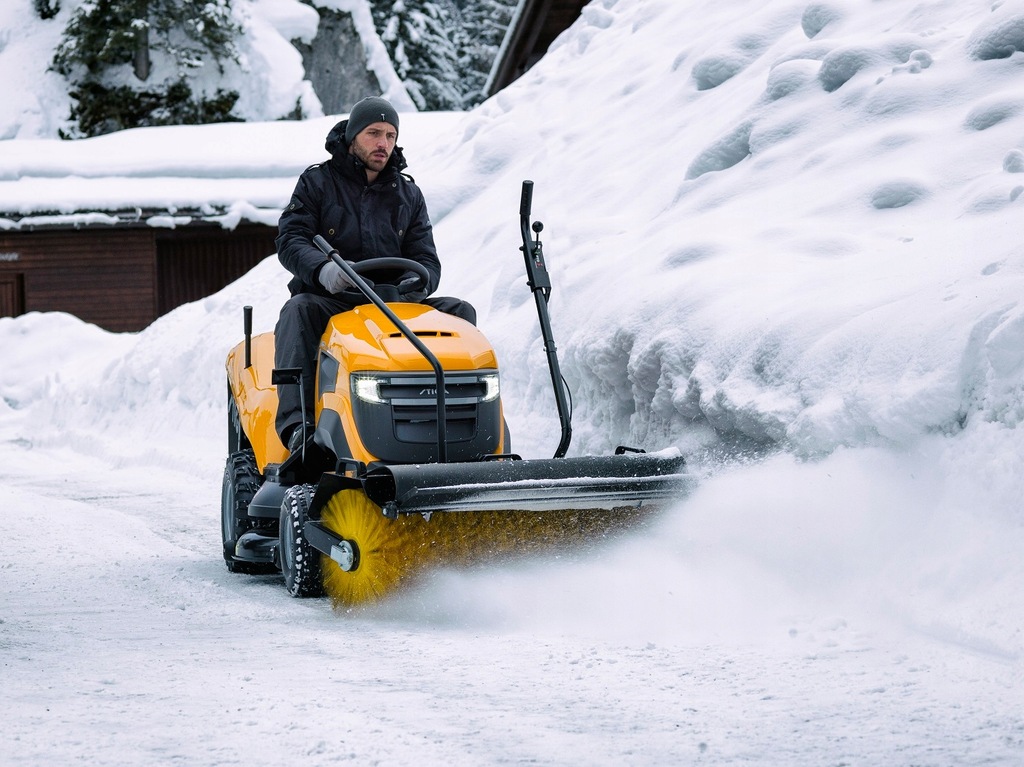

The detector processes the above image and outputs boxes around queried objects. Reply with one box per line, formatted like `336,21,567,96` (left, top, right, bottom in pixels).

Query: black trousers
273,293,477,441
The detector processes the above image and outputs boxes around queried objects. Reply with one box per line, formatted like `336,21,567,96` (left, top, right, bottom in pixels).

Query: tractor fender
248,478,286,519
314,408,351,465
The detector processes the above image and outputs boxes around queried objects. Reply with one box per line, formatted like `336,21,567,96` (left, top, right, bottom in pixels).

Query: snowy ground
3,429,1021,765
3,0,1024,763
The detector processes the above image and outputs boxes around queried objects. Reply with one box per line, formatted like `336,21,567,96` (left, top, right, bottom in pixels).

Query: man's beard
354,144,390,171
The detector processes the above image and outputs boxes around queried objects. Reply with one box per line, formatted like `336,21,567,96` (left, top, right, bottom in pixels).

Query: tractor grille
351,371,501,463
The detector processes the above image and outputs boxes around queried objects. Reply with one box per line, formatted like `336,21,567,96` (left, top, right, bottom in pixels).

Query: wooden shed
0,218,277,332
0,117,321,334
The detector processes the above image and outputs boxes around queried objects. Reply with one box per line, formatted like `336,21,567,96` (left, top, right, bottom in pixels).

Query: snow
0,0,414,140
2,0,1024,764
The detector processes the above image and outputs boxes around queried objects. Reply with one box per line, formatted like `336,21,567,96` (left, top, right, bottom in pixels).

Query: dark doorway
0,273,25,318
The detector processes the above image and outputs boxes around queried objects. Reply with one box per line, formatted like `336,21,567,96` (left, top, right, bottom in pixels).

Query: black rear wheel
221,448,275,574
279,484,325,597
227,384,252,455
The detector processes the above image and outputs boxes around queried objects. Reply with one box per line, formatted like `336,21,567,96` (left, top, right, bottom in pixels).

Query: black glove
396,270,423,293
396,270,427,302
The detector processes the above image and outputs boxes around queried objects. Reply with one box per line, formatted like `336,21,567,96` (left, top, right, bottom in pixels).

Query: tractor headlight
480,373,500,402
351,374,386,404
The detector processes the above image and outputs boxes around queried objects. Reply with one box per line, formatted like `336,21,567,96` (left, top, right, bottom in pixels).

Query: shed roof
0,113,463,231
486,0,589,96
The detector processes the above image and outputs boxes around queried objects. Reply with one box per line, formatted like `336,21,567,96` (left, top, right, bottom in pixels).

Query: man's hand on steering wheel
332,256,431,300
396,269,426,295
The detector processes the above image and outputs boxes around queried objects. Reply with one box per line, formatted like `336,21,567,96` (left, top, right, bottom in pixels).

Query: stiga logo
419,388,451,396
0,252,19,262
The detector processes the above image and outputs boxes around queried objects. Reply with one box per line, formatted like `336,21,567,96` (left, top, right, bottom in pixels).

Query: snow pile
425,0,1024,461
0,1,71,139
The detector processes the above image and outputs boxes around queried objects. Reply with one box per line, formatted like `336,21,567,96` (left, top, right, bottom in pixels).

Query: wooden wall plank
0,223,278,332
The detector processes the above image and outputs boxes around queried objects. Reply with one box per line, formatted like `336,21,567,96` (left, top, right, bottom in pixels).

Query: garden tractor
221,181,690,607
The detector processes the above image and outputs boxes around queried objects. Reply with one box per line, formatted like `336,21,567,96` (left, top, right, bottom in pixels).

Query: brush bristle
319,490,651,608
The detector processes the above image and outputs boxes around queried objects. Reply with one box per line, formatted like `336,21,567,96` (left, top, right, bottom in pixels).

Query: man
274,96,473,454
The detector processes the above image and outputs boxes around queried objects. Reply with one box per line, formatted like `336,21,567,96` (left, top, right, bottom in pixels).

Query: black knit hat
344,97,400,143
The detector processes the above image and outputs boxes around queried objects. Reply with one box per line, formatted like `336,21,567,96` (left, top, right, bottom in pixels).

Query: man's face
349,121,397,173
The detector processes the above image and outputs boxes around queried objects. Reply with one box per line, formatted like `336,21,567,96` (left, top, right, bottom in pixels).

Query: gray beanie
345,97,400,143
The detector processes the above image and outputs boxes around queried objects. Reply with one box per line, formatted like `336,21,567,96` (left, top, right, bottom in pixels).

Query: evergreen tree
52,0,242,137
370,0,466,111
369,0,517,111
456,0,516,106
33,0,61,20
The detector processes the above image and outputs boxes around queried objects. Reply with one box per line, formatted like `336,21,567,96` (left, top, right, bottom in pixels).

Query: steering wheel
346,257,429,296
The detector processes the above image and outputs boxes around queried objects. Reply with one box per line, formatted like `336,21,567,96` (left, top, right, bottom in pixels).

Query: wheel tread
280,484,325,598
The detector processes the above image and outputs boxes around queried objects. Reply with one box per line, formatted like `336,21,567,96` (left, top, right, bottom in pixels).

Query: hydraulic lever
519,180,572,459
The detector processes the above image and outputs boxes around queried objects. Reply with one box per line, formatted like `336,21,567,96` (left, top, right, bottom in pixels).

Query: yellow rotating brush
319,490,649,608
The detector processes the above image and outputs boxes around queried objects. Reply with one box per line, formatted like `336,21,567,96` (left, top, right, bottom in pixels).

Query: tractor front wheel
279,484,325,598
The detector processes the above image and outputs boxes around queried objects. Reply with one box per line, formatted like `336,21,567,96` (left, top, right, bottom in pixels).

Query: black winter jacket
276,119,441,299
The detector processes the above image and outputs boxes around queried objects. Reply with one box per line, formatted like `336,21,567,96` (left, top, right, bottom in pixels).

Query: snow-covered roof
0,120,315,230
0,112,463,231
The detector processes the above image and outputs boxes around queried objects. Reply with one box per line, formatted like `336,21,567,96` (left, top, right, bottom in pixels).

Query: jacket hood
325,119,408,172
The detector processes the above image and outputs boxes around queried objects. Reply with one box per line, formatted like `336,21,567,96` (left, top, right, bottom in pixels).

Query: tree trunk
133,21,151,81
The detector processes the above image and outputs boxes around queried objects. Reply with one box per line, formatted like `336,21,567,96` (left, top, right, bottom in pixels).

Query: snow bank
0,1,72,139
410,0,1024,462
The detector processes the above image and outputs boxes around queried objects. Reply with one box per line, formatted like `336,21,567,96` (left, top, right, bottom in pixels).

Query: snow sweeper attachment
221,181,691,607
